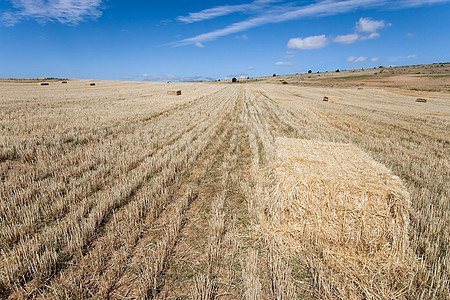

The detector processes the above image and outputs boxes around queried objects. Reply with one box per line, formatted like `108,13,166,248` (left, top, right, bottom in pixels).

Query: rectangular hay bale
167,90,181,95
272,138,413,298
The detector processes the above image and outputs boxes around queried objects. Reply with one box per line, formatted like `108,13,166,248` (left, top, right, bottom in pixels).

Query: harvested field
0,72,448,299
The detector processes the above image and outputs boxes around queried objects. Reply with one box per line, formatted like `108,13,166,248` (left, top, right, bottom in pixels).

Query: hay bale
90,83,96,86
167,90,181,95
271,138,413,298
62,81,67,84
40,82,49,86
322,96,329,101
416,98,427,103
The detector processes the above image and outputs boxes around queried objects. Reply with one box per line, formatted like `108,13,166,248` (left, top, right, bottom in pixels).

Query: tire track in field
107,89,241,299
0,87,226,220
0,89,233,297
39,91,237,299
159,93,247,299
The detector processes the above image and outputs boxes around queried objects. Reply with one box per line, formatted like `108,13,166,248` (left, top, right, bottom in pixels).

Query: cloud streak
142,73,216,82
1,0,104,26
177,0,281,23
172,0,450,46
399,54,417,59
275,61,294,66
347,56,367,63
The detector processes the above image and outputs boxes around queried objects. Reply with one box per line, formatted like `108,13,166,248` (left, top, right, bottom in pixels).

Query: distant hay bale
40,82,49,86
90,83,96,86
271,138,413,299
62,81,67,84
416,98,427,103
322,96,329,101
167,90,181,95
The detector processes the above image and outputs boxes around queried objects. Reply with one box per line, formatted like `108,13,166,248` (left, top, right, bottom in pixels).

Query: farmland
0,66,449,299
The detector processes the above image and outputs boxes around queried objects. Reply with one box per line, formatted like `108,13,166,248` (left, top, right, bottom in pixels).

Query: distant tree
273,73,277,77
232,77,237,83
308,70,312,74
336,69,340,72
379,66,384,68
247,77,250,79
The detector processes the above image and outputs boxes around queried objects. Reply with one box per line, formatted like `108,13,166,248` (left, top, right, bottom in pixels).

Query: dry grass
244,83,449,299
0,76,448,298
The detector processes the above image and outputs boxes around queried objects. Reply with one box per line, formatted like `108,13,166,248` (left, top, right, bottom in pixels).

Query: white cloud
1,0,103,25
143,73,216,82
399,54,417,59
356,17,385,33
247,66,255,70
371,57,379,62
177,5,247,24
275,61,294,66
224,72,248,79
172,0,450,46
334,33,359,44
177,0,279,23
347,56,366,63
194,42,205,48
287,35,328,50
360,32,380,40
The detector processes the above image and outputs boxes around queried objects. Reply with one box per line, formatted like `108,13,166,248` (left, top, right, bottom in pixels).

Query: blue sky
1,0,449,81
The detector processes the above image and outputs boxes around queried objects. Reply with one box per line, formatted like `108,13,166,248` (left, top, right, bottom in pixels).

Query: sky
0,0,450,81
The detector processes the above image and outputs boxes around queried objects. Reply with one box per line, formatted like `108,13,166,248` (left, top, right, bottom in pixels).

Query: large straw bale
271,138,414,299
167,90,181,95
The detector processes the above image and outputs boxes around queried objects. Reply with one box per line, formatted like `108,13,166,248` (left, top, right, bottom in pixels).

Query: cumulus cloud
194,42,205,48
275,61,294,66
356,17,386,33
371,57,379,62
347,56,366,63
287,35,328,50
334,33,359,44
334,17,386,45
1,0,104,26
247,66,255,70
